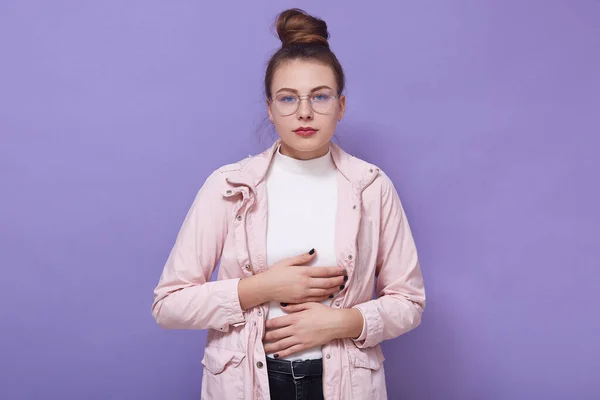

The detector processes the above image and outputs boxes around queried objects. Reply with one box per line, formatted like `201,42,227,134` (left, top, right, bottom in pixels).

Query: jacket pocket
201,347,247,400
347,344,386,400
347,343,384,370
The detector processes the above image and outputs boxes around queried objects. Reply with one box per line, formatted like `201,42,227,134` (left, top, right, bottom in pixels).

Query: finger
285,249,317,267
263,326,294,343
309,266,346,278
280,302,312,313
281,294,333,313
272,344,306,360
306,287,338,298
309,275,346,289
264,336,299,355
265,315,294,330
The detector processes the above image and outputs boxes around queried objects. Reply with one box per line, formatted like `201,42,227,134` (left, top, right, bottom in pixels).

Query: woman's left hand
262,302,348,358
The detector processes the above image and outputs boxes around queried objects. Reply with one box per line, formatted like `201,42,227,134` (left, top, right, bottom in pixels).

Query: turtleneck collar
272,144,336,175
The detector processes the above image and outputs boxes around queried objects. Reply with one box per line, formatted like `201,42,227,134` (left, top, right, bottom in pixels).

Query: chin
285,134,331,152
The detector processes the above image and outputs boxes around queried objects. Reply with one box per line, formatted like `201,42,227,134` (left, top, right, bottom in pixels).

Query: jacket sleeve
151,170,246,331
352,173,426,348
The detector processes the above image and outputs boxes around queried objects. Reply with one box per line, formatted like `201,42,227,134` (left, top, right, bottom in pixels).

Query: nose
296,97,313,120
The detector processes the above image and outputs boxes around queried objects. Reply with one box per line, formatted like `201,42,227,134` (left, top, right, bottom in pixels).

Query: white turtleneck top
264,145,338,361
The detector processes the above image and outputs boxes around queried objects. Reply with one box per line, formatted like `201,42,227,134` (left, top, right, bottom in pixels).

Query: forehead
271,59,337,92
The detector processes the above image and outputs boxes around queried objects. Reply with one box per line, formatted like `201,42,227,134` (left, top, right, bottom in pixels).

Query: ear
337,94,346,121
266,98,274,123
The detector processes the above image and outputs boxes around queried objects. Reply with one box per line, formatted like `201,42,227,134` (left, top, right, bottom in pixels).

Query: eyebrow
275,85,333,94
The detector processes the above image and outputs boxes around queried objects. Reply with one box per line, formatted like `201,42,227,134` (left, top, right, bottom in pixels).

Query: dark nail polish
340,285,345,290
280,303,288,307
343,275,348,282
329,294,334,298
309,248,315,255
274,354,279,359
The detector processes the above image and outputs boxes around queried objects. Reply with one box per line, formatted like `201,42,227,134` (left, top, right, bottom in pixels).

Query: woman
152,8,426,400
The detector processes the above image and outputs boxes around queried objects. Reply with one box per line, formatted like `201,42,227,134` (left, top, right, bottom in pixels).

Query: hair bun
276,8,329,48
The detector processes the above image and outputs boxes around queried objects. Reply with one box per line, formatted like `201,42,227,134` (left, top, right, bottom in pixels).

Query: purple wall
1,1,599,399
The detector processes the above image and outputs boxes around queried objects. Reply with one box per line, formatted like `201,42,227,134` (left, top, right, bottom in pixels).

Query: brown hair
264,8,345,99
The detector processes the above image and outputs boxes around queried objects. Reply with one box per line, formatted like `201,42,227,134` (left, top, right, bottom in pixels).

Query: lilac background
1,1,599,399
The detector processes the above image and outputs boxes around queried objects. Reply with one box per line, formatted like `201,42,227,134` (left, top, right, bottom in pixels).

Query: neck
278,141,330,160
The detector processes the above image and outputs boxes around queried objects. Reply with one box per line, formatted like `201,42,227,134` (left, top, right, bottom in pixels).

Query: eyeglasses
271,90,340,116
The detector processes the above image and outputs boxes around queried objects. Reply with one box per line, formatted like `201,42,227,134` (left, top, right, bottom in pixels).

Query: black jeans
267,357,324,400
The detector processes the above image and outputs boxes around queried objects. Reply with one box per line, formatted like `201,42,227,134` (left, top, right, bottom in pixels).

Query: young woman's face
267,59,346,160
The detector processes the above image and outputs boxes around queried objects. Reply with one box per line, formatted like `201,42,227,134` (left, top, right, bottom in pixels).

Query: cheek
273,116,295,132
319,115,339,131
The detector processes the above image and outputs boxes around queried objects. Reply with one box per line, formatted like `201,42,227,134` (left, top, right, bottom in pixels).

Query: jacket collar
226,139,379,193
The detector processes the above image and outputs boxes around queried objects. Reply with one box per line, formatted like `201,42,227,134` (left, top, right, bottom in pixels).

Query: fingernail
329,294,334,298
274,354,279,359
343,275,348,282
340,285,345,290
280,303,288,307
309,248,315,255
342,269,348,275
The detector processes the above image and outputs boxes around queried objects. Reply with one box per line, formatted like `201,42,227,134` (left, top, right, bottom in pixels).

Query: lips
293,127,318,136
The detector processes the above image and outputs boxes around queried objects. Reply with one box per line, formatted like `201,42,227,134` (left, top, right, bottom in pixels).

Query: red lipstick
293,126,318,137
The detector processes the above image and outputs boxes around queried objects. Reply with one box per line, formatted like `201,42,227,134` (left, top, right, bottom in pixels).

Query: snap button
369,168,374,173
245,264,251,271
352,205,356,210
348,254,353,260
257,361,264,368
236,215,242,221
226,190,232,195
335,301,340,307
258,310,262,316
326,354,331,359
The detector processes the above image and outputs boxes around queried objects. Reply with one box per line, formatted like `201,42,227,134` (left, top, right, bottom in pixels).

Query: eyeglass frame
268,91,342,116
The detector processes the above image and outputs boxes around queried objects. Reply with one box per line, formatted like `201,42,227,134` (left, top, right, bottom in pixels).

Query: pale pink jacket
152,139,426,400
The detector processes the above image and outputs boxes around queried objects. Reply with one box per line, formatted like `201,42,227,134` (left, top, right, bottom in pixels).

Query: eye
313,93,331,101
279,95,297,103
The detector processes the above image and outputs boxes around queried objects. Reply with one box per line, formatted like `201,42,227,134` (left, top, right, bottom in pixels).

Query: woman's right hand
261,249,347,304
